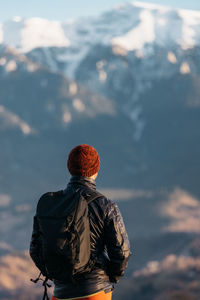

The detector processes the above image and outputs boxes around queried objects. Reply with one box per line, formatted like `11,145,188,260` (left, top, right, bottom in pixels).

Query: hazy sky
1,0,200,22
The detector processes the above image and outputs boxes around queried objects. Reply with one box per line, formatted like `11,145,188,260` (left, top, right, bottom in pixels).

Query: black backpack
36,187,103,281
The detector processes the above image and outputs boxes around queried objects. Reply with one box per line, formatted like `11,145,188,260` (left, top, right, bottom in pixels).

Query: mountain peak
110,2,200,52
0,17,70,52
1,1,200,55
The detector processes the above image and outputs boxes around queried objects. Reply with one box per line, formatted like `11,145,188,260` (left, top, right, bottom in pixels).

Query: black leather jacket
30,176,131,299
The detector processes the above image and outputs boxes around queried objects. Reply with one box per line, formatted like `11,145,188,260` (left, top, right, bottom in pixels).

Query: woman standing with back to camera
30,144,131,300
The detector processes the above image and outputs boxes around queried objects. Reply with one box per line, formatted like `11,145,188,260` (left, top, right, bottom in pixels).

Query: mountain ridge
1,1,200,54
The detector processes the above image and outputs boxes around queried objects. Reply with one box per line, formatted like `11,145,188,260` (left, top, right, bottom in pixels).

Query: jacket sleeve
29,216,47,276
104,200,131,283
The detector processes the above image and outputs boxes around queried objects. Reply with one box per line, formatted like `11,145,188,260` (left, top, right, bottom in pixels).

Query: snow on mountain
1,2,200,55
112,9,155,51
1,17,70,52
5,2,193,83
112,2,200,51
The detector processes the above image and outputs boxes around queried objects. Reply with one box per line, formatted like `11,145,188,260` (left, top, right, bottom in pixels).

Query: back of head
67,144,100,177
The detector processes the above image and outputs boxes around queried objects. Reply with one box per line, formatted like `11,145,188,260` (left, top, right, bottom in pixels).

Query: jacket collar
67,175,96,190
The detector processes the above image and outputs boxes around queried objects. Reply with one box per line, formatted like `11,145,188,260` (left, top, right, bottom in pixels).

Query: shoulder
92,190,118,215
95,194,115,208
95,193,122,221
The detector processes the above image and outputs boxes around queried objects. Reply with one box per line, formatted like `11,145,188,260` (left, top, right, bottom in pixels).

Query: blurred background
0,0,200,299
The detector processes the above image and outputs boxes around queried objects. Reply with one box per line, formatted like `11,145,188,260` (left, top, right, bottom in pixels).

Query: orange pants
51,290,112,300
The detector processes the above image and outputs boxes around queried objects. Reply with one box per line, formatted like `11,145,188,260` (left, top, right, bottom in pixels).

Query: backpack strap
85,190,104,204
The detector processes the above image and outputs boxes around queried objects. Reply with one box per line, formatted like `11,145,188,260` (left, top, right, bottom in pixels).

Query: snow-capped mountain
1,2,200,51
0,17,69,52
1,2,200,75
0,1,200,185
1,1,199,142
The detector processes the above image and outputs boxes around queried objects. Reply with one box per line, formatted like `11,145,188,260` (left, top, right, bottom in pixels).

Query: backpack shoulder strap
84,190,104,204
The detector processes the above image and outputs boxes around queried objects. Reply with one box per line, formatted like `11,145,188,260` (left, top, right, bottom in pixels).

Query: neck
89,174,97,181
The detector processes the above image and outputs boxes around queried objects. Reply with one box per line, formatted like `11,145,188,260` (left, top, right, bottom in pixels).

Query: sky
1,0,200,22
